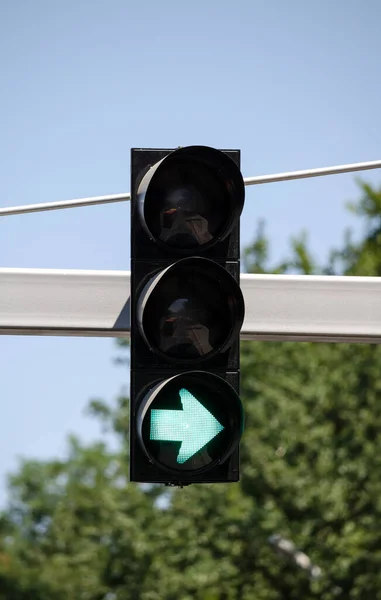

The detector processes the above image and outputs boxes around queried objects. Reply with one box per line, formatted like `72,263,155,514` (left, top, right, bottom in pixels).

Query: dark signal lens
138,146,244,253
145,159,230,249
138,257,244,363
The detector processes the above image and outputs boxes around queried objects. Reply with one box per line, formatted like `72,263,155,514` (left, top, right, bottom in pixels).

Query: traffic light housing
130,146,245,485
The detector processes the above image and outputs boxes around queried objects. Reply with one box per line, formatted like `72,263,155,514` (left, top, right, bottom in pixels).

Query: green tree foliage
1,182,381,599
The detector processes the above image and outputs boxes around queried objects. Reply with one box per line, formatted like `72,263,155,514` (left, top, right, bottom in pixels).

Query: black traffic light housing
130,146,245,485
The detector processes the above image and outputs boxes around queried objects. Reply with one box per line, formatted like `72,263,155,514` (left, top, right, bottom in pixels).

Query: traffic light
130,146,245,485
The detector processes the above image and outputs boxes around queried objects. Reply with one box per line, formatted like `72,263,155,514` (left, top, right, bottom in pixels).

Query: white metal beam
1,268,380,343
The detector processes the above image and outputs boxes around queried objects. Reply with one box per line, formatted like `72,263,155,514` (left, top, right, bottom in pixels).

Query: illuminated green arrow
150,388,224,464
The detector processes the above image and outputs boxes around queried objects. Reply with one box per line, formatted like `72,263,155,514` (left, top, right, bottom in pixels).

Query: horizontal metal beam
1,268,380,343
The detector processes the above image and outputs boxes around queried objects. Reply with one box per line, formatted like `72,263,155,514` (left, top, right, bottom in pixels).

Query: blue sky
1,0,381,506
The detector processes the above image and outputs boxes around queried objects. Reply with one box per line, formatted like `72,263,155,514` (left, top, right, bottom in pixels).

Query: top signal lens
137,146,245,253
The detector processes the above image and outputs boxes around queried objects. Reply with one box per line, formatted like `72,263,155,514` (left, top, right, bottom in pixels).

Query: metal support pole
1,159,380,217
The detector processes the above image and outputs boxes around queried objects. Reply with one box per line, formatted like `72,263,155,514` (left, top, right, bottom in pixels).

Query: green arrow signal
150,388,224,464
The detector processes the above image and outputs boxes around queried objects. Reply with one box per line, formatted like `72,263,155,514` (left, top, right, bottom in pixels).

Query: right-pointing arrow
150,388,224,464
